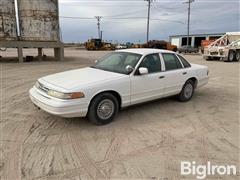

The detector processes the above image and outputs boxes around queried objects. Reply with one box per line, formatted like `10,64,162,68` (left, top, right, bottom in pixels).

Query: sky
59,0,240,43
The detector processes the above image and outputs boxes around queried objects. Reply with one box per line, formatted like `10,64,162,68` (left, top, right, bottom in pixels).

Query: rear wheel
235,50,240,61
88,93,119,125
178,80,195,102
228,50,236,62
204,56,211,61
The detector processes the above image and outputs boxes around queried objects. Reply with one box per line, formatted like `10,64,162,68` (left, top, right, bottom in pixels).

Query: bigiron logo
181,161,237,179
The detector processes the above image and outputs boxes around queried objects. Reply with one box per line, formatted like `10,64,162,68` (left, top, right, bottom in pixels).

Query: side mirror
125,65,134,73
94,60,99,64
139,67,148,75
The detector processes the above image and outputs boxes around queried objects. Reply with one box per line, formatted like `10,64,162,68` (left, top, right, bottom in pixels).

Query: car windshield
91,52,142,74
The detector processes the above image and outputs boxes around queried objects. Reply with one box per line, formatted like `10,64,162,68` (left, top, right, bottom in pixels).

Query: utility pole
145,0,153,43
185,0,194,46
95,16,102,39
100,31,103,40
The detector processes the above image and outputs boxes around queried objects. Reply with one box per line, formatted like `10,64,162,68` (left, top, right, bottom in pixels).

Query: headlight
35,81,84,100
48,90,85,100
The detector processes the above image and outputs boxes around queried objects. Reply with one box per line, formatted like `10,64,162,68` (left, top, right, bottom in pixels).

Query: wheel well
188,77,198,88
90,90,122,108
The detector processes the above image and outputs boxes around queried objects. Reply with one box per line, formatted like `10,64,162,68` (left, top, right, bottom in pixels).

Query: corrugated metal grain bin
18,0,59,41
0,0,17,40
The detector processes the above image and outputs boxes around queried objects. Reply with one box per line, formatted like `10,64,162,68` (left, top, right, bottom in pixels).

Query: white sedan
30,49,209,125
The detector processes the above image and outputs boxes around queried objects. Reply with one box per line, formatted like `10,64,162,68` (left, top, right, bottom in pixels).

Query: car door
160,53,190,96
130,53,165,105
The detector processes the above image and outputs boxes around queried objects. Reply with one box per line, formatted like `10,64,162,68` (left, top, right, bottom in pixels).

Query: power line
60,16,184,23
62,4,146,7
104,8,146,17
60,16,94,19
60,16,184,24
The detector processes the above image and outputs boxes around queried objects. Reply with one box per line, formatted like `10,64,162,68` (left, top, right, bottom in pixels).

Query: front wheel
88,93,119,125
178,80,195,102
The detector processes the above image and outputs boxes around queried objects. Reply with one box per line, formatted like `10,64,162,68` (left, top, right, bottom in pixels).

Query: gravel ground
0,48,239,179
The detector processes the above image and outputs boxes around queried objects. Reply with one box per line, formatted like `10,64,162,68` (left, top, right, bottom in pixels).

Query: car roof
116,48,174,55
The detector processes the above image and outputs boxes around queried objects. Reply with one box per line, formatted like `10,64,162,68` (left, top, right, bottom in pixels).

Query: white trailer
203,32,240,62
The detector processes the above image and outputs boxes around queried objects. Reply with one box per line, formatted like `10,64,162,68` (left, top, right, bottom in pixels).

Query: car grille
38,82,50,94
210,52,219,55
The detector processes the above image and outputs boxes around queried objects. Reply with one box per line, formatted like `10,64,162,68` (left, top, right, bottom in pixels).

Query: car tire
88,93,119,125
205,56,211,61
178,80,195,102
235,50,240,61
228,50,235,62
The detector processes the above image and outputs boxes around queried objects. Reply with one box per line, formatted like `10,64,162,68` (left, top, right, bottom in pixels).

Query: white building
169,33,225,48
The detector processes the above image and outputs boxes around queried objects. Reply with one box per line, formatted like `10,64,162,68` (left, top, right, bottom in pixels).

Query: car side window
177,55,191,68
139,54,161,73
162,53,183,71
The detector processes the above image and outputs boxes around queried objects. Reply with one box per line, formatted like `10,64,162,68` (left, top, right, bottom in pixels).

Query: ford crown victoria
30,49,209,125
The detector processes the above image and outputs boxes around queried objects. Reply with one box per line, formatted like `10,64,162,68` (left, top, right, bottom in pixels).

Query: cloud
59,0,240,43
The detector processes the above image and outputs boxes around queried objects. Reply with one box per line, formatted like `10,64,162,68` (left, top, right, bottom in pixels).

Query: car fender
83,77,131,109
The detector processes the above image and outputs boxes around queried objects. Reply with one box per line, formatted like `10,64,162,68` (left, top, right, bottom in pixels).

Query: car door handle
182,72,187,75
159,76,165,79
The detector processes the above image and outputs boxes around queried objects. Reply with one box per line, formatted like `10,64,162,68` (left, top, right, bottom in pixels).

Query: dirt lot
0,48,239,179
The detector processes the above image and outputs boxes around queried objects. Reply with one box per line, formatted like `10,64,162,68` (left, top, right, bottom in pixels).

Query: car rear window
177,55,191,68
162,53,183,71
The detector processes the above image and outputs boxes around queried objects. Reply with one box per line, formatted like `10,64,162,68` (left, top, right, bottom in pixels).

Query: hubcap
184,83,193,99
97,99,114,120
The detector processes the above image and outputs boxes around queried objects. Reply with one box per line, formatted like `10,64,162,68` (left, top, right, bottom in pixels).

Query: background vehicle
201,40,215,54
116,44,127,49
178,45,199,53
131,44,143,48
126,42,134,48
226,39,240,61
85,38,115,51
142,40,177,52
203,32,240,61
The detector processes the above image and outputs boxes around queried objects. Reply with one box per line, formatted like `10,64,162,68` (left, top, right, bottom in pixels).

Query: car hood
39,67,125,91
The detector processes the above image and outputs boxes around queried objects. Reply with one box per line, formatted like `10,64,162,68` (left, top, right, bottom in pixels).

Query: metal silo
0,0,17,40
18,0,59,41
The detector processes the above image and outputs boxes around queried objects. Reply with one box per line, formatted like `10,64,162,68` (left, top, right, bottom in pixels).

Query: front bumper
29,86,88,118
